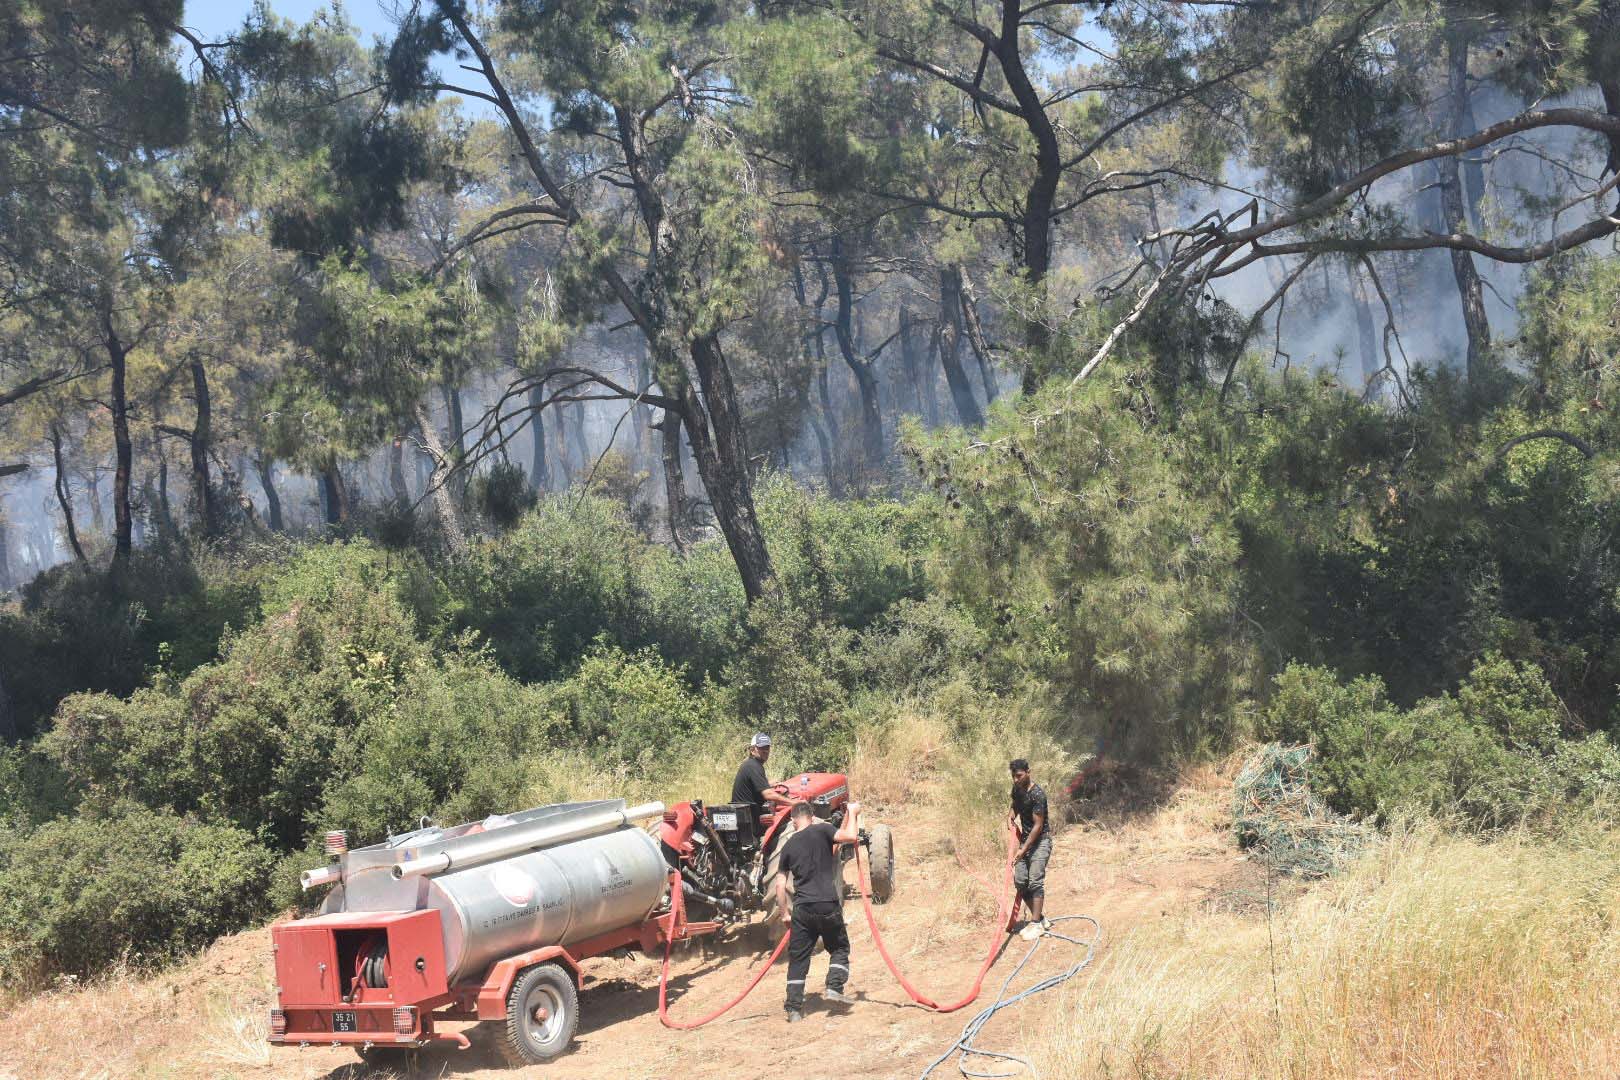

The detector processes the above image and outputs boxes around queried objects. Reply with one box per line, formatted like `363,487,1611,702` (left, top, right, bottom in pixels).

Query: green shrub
448,496,667,682
472,460,538,529
1266,657,1620,827
547,645,716,766
0,804,273,985
43,544,435,848
0,746,75,829
316,645,558,843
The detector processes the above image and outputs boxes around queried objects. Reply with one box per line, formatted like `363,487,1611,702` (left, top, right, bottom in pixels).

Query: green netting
1232,742,1364,878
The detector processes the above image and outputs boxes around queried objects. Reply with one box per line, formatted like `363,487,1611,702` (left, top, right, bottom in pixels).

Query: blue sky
182,1,402,47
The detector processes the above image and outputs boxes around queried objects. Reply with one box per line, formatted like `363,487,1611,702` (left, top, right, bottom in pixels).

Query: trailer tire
500,962,579,1066
867,823,896,904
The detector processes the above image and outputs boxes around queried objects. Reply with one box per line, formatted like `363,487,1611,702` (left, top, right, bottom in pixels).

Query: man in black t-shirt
773,799,862,1021
731,732,794,828
1008,758,1052,940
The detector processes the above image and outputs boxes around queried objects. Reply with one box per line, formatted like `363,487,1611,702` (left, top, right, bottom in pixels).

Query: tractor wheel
355,1045,420,1072
867,823,896,903
500,962,579,1066
758,819,798,940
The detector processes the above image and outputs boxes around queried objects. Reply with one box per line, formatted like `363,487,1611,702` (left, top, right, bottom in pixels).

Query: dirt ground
0,773,1250,1080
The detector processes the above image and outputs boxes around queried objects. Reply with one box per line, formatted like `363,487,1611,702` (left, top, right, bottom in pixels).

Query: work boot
823,988,855,1006
785,1010,804,1024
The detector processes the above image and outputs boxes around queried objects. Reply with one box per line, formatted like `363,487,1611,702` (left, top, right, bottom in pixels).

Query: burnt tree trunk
1440,28,1490,378
256,455,283,532
657,410,687,553
830,239,885,467
0,664,15,744
319,462,348,525
103,314,133,562
49,424,87,566
938,269,985,426
528,384,549,490
189,356,218,533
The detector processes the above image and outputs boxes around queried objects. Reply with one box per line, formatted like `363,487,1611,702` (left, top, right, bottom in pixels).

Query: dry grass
0,926,280,1080
1028,818,1620,1079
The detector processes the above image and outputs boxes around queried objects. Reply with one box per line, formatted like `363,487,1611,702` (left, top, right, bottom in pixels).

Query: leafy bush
43,543,436,848
316,646,557,843
448,496,671,682
0,804,273,985
1266,657,1620,827
472,460,538,529
0,542,266,741
910,379,1260,762
545,645,716,766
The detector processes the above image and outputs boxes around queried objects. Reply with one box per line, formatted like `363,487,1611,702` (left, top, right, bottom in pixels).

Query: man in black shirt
773,799,862,1021
731,732,794,827
1008,758,1052,940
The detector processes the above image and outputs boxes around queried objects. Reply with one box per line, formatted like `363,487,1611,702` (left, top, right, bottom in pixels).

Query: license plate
711,811,738,830
332,1010,357,1033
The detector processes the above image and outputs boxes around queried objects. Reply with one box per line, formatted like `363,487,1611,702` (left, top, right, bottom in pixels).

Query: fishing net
1232,743,1364,878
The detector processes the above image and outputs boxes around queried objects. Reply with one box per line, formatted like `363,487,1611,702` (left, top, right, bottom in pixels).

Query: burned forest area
3,1,1620,1077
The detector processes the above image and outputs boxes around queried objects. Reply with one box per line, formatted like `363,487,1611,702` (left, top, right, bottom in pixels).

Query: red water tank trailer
269,799,723,1068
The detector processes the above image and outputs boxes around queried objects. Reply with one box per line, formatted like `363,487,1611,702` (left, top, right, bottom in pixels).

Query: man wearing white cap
732,732,794,827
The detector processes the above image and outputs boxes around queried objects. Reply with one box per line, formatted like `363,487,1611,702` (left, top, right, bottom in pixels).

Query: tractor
657,771,895,928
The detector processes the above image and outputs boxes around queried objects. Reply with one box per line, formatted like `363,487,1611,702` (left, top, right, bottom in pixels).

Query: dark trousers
784,901,850,1011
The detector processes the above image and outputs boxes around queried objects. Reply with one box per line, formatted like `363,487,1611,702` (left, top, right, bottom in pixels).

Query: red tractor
657,771,895,927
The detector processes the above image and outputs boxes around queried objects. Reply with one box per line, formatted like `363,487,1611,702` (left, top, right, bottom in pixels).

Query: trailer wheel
867,823,896,903
500,962,579,1066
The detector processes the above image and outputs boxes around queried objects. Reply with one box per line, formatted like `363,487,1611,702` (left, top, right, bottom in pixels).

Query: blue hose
919,914,1101,1080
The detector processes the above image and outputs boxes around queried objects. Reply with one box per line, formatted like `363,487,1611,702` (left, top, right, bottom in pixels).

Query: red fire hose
657,870,791,1030
851,824,1019,1013
655,822,1020,1026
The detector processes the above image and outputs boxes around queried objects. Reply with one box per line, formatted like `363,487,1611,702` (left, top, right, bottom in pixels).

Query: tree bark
0,510,10,592
528,384,549,490
938,269,985,426
413,403,468,557
0,663,15,745
188,356,218,532
389,437,410,503
829,238,885,467
657,410,687,553
957,270,1000,404
685,334,773,600
319,461,348,525
256,455,283,532
988,0,1060,387
568,400,590,472
49,424,87,566
443,382,467,499
1351,263,1380,388
1439,28,1490,378
103,314,133,562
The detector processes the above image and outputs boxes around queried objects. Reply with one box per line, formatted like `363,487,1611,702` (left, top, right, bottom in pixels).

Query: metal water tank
317,800,669,984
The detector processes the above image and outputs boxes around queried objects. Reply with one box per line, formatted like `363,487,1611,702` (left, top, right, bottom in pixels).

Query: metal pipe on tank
391,801,665,881
299,864,342,891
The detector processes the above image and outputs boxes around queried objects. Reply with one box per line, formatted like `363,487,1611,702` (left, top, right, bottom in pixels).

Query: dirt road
0,779,1244,1080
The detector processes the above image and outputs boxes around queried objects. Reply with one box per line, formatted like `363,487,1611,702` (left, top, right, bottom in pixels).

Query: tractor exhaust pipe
390,801,665,881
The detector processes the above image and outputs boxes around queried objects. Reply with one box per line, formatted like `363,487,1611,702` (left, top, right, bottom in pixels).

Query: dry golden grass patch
1028,819,1620,1079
